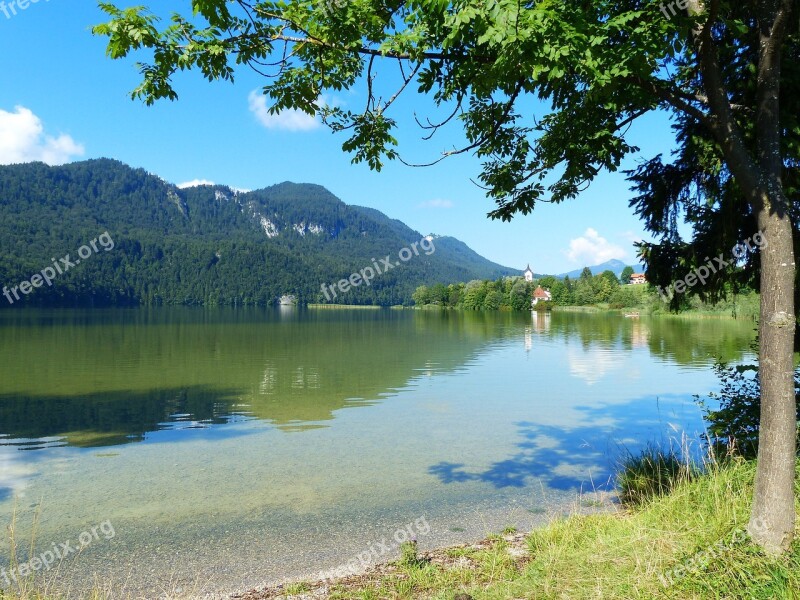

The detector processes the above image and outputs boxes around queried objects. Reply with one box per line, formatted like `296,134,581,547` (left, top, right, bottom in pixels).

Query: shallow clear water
0,308,756,597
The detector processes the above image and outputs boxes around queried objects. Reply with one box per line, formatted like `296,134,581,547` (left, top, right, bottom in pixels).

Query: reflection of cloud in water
567,346,621,385
0,445,41,500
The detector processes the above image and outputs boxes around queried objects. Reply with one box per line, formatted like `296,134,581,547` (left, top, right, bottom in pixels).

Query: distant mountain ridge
557,258,645,279
0,159,517,307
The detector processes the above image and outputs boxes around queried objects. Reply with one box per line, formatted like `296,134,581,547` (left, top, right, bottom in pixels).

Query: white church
523,265,534,282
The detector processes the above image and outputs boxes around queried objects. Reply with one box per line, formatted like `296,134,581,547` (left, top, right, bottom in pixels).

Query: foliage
609,285,642,309
91,0,736,222
620,265,635,285
413,271,759,316
699,364,800,460
532,299,553,312
626,9,800,316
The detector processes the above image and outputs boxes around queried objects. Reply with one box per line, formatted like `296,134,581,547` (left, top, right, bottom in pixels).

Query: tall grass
617,443,697,504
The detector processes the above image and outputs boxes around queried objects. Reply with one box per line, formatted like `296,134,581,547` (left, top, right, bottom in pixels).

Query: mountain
0,159,518,307
557,259,645,280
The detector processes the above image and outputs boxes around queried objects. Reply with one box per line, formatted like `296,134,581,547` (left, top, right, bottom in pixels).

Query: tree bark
748,198,797,554
684,0,797,554
746,0,798,554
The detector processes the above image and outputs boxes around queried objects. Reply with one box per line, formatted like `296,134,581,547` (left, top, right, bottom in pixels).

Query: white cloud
565,228,626,265
0,106,84,165
177,179,215,189
619,230,641,244
248,91,321,131
567,346,621,385
418,198,455,209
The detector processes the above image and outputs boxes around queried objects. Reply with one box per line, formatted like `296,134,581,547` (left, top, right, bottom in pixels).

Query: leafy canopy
94,0,698,220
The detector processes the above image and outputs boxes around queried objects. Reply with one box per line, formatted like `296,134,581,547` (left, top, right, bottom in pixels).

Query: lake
0,308,756,597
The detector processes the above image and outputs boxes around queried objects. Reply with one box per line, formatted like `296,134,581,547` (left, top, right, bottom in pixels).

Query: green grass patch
617,444,697,505
325,458,800,599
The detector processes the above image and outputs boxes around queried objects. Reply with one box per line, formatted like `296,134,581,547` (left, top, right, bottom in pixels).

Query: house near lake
532,285,552,306
629,273,647,285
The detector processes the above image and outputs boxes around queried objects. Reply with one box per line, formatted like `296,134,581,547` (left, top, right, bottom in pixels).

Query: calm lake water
0,308,756,597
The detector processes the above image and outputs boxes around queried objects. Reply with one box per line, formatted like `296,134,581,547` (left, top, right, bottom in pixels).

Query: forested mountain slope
0,159,517,306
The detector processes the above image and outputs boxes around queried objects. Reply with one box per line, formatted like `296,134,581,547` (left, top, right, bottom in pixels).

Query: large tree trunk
748,201,797,553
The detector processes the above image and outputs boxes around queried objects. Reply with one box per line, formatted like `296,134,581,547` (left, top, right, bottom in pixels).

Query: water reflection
0,309,522,448
0,309,756,452
0,308,759,597
429,392,705,492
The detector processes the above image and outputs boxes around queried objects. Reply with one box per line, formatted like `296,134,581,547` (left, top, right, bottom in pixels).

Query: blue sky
0,2,679,274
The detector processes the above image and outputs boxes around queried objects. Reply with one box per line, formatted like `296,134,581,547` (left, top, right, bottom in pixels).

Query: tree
510,279,532,310
599,270,620,286
620,266,635,285
412,285,430,306
429,282,449,304
462,279,487,310
447,283,463,307
609,286,640,309
483,289,504,310
549,280,572,305
95,0,797,553
537,275,559,290
594,275,615,303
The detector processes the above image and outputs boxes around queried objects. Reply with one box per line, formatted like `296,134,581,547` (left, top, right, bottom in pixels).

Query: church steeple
523,264,534,282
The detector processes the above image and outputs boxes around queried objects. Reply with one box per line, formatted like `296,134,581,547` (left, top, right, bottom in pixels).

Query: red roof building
629,273,647,285
532,285,552,306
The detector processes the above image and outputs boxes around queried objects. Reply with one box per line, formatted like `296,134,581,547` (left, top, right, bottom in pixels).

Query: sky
0,2,680,274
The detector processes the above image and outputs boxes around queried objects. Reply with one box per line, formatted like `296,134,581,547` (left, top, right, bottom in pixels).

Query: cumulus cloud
565,228,626,265
567,346,621,385
0,106,84,165
248,90,321,131
418,198,455,209
177,179,215,189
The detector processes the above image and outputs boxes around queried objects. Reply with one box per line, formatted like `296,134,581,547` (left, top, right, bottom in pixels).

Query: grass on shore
307,457,799,600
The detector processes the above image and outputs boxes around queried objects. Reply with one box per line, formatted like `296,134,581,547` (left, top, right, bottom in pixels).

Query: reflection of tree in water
0,309,753,450
0,386,245,450
0,309,527,449
540,312,755,365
